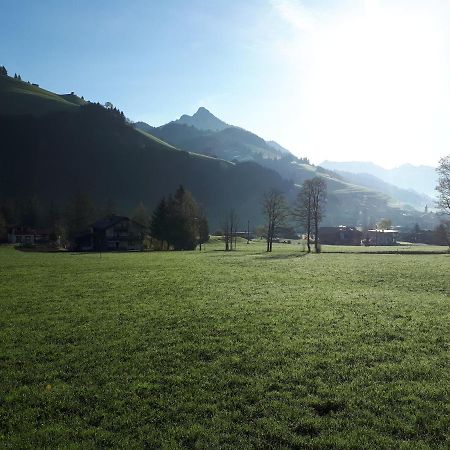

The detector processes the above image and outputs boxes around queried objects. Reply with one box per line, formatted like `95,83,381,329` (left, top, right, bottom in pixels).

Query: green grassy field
0,76,80,116
0,243,449,449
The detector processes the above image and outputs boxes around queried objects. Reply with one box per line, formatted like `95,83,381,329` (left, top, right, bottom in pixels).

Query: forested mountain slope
0,104,292,228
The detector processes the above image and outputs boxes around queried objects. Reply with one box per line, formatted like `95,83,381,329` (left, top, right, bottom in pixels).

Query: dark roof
319,226,360,232
7,226,51,235
90,215,146,230
91,215,130,230
368,229,398,234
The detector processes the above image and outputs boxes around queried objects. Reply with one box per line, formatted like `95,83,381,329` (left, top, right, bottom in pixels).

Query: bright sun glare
273,0,449,167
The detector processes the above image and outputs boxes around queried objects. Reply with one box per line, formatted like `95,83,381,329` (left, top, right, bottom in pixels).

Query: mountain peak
195,106,210,114
174,106,229,132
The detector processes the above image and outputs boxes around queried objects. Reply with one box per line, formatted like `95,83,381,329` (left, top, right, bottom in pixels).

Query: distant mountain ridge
133,108,438,228
134,121,154,133
0,73,438,229
143,107,294,160
320,160,438,198
148,121,285,161
175,107,230,132
0,75,296,228
266,141,291,155
329,169,433,211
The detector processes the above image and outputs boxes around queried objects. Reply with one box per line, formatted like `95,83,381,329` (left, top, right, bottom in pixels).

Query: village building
365,229,399,246
319,226,362,245
7,226,51,245
72,215,146,251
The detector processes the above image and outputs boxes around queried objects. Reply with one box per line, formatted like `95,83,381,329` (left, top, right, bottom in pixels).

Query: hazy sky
2,0,450,168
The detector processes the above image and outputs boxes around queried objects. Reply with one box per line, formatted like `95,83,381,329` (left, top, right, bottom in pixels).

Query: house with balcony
72,215,146,251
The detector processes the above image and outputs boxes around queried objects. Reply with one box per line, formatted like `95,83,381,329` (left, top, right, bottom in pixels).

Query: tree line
2,155,448,251
0,193,121,244
0,185,210,251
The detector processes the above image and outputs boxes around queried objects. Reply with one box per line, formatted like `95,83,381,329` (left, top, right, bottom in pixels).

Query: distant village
5,217,448,251
2,180,448,252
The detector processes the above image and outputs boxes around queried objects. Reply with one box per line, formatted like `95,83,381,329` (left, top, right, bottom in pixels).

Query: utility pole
247,220,250,244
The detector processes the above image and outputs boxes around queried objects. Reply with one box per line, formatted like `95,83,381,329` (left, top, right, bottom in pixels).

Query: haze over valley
1,2,450,448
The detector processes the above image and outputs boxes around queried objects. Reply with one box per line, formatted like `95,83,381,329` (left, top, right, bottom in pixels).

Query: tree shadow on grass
256,251,309,260
209,249,257,256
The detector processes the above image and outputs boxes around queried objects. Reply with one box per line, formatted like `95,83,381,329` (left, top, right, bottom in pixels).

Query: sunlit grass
0,244,449,448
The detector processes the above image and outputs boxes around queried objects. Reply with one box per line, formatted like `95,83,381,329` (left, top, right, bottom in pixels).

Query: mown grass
0,243,449,449
321,243,449,254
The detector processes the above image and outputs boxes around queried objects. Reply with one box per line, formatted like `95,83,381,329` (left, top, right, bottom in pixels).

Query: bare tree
262,189,288,252
222,215,230,251
311,178,327,253
436,155,450,247
196,212,209,251
230,210,239,251
437,155,450,214
222,209,238,251
293,180,313,253
377,218,392,230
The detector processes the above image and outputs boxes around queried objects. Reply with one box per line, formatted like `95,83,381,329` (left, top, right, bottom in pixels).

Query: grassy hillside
0,104,293,228
321,161,438,198
222,157,433,228
59,93,88,106
150,122,282,160
0,74,436,228
0,75,83,116
147,120,436,228
329,170,432,210
1,244,448,448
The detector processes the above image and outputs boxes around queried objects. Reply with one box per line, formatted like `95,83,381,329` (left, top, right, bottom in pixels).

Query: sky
2,0,450,168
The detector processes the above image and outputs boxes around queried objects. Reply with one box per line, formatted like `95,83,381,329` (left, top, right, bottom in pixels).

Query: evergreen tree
99,198,116,217
19,196,42,228
132,201,150,228
167,186,199,250
150,186,204,251
65,192,95,238
0,200,17,226
434,222,450,247
150,197,169,249
0,66,7,76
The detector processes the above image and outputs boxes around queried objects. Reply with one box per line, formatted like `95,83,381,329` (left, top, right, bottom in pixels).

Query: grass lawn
0,243,449,449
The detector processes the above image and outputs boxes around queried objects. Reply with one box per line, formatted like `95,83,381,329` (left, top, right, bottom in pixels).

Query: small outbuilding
319,226,362,245
365,229,398,246
7,226,51,245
